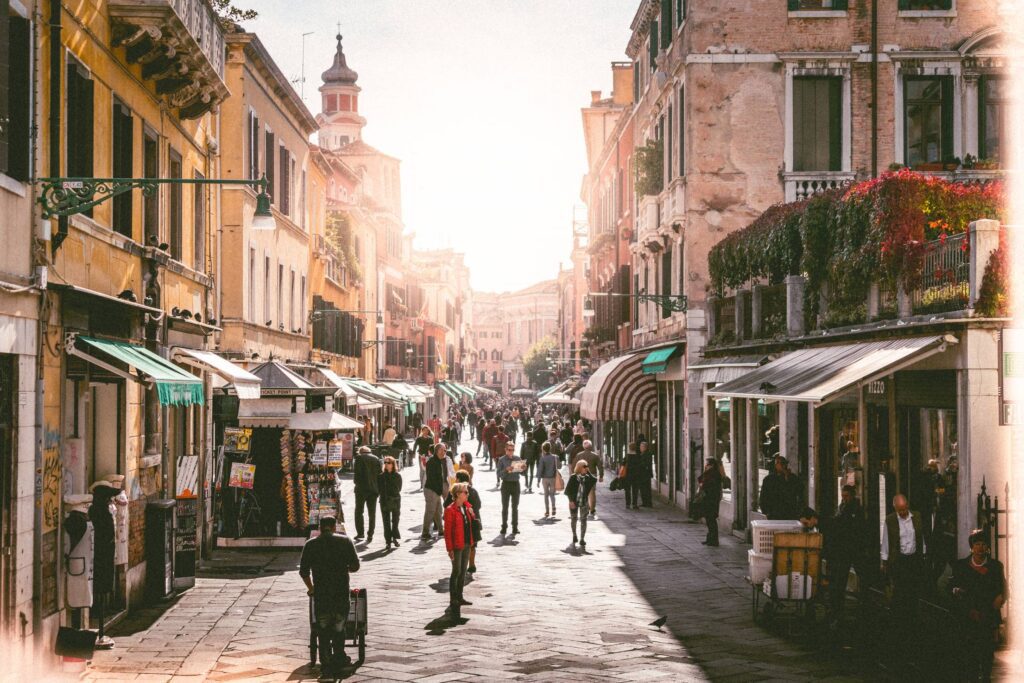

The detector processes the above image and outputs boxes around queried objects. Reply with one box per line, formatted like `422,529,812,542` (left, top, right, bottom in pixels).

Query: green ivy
633,140,664,197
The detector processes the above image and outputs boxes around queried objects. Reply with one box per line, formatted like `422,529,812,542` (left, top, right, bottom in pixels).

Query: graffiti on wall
40,427,62,533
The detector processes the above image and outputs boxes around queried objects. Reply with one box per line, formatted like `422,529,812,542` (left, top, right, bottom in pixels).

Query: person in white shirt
881,494,926,619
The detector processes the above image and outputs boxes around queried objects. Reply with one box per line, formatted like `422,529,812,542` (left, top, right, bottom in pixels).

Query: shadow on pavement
429,578,450,593
424,614,467,635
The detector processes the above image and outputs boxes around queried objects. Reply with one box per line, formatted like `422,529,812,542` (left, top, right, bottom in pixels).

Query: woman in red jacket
444,482,477,619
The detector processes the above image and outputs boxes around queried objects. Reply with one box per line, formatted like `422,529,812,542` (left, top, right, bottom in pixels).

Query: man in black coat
759,455,803,520
353,445,381,543
826,485,868,623
638,438,654,507
300,516,360,673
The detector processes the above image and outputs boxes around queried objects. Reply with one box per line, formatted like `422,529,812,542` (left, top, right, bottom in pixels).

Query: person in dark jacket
950,529,1006,682
564,460,598,549
377,456,403,549
759,455,803,520
520,434,540,493
445,470,481,574
697,458,724,546
352,445,381,543
89,481,119,648
300,516,360,673
444,482,478,619
559,424,574,450
421,444,449,540
638,438,655,507
624,445,646,510
826,485,868,622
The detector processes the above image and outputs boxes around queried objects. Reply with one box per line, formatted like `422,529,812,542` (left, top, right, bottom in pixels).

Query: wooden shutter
6,15,30,180
649,21,658,71
112,102,133,237
661,250,672,318
0,2,10,175
279,145,290,214
660,0,672,48
265,130,275,202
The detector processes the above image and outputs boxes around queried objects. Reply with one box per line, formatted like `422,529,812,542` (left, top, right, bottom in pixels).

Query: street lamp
37,174,277,236
583,290,688,317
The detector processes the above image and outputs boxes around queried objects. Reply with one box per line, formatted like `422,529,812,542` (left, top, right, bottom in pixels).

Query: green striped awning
435,382,459,400
452,382,476,398
642,345,683,375
78,336,204,406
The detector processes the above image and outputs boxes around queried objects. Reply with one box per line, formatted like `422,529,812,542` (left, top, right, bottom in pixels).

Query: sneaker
392,538,401,545
544,511,549,518
365,536,373,544
512,529,520,536
420,535,431,541
572,535,578,544
459,599,473,606
355,535,364,541
468,564,477,573
500,528,507,536
580,540,587,549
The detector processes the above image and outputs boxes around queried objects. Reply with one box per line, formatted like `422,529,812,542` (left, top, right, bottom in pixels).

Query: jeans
525,460,536,489
449,547,471,607
570,503,590,541
500,480,521,533
354,490,377,538
541,477,556,513
379,502,401,543
422,489,444,538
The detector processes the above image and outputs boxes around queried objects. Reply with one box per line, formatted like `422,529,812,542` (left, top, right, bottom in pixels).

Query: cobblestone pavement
85,433,872,682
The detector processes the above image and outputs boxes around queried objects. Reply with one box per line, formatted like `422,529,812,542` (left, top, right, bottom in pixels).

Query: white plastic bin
748,549,772,584
774,572,813,600
750,520,803,555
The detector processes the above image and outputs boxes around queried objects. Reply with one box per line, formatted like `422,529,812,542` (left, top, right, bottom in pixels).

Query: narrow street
84,438,869,682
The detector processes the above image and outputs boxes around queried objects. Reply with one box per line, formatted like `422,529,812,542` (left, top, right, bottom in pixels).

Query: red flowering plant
975,229,1010,318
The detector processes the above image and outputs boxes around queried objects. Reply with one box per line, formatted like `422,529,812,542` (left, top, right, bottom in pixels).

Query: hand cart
309,588,368,666
752,531,823,632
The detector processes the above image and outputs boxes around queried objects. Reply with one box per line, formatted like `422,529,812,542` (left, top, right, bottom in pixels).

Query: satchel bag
554,469,565,492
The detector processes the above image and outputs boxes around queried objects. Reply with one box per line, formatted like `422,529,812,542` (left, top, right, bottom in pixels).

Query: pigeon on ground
649,616,668,628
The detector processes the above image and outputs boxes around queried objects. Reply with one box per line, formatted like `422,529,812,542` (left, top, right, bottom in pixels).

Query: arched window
491,371,498,383
480,371,486,383
491,350,499,361
479,348,486,361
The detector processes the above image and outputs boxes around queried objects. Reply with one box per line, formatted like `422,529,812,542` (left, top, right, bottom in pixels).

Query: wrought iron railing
911,232,969,315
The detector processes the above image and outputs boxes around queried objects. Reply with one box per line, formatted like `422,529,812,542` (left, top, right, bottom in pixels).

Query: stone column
897,285,912,319
735,289,750,342
706,295,718,340
866,283,881,321
785,275,806,337
751,284,764,339
969,219,1001,309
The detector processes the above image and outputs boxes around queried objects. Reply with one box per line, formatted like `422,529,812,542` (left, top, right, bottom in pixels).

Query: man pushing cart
300,516,361,677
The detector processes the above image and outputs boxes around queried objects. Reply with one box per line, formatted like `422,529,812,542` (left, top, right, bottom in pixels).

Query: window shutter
6,16,29,180
828,77,842,171
0,2,10,175
660,0,672,47
833,0,849,9
633,61,640,102
648,21,659,70
941,76,953,161
265,131,275,202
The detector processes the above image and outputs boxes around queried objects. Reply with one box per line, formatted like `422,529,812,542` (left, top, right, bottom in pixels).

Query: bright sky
246,0,636,292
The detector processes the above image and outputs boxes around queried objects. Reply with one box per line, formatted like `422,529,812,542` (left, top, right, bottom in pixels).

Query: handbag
554,469,565,492
618,465,627,479
609,476,625,492
690,490,707,520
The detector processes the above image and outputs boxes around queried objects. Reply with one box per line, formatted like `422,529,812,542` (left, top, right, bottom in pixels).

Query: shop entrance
0,354,15,631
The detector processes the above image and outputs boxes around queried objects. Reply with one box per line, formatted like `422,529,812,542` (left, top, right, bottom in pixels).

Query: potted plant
942,156,961,172
961,154,976,170
914,161,945,172
975,157,999,170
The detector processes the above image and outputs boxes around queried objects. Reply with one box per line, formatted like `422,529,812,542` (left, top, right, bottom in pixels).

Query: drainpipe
870,0,879,177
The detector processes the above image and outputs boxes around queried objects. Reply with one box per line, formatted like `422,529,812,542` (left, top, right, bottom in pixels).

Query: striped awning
579,351,656,421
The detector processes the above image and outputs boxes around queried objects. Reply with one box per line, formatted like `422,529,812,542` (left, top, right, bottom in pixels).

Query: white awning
290,411,364,431
313,367,358,406
579,351,656,421
381,381,427,404
172,348,261,400
357,396,382,410
539,391,580,406
688,355,767,386
707,335,957,405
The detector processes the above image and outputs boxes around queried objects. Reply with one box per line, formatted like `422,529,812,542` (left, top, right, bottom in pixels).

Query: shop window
169,151,182,260
712,397,732,501
111,100,133,237
756,400,780,504
0,8,30,181
793,77,842,172
904,76,953,166
193,171,205,271
979,76,1006,163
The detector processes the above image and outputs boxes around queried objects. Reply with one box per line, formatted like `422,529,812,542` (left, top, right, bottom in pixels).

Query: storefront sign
223,427,252,453
327,441,344,468
228,462,255,489
1000,329,1024,425
312,441,328,466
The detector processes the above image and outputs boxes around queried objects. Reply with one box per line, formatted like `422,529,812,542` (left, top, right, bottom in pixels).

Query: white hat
103,474,125,488
90,480,118,493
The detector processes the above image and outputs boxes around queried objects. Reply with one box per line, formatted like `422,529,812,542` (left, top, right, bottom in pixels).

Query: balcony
783,171,856,202
109,0,228,119
636,195,661,244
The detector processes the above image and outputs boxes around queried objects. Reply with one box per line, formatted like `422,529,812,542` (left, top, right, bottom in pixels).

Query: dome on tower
322,34,358,85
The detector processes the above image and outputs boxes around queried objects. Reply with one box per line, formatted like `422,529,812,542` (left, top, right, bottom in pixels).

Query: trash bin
146,499,176,600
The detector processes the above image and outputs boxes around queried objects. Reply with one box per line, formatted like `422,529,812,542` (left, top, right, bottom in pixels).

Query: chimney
590,90,602,105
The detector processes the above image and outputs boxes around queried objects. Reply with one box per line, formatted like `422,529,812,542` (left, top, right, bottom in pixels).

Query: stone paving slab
81,432,883,681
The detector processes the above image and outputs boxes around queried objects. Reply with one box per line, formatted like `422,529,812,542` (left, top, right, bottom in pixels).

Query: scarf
575,474,587,508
